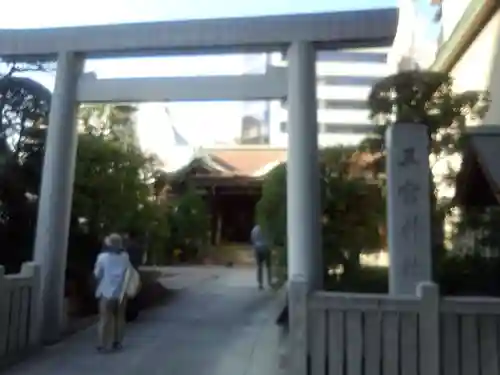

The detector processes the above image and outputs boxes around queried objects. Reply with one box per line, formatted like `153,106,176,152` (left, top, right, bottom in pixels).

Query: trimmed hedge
326,255,500,296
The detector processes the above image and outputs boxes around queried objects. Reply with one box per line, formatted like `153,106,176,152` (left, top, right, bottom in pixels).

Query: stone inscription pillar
386,123,432,295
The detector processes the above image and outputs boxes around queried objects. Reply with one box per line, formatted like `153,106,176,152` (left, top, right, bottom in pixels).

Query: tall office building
238,53,271,145
267,47,393,147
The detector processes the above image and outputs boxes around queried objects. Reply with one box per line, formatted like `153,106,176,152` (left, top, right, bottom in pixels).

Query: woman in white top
94,233,131,352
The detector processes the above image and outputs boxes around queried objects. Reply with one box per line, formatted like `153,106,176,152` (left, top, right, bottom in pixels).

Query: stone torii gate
0,9,397,341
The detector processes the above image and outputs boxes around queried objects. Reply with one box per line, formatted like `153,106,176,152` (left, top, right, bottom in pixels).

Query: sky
0,0,440,164
1,0,399,28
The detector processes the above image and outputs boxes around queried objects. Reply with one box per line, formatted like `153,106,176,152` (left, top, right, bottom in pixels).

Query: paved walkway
4,267,284,375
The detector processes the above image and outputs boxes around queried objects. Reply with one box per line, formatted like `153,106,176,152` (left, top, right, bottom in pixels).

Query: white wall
428,8,500,246
441,0,472,42
450,11,500,94
449,10,500,126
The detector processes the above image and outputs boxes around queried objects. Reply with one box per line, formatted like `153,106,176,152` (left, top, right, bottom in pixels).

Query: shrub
167,184,210,262
325,255,500,297
256,146,385,284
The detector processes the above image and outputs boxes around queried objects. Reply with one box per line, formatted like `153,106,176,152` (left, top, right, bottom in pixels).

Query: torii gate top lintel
0,8,398,58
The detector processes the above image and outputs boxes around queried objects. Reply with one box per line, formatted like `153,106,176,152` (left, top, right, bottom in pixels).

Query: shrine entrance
0,8,397,341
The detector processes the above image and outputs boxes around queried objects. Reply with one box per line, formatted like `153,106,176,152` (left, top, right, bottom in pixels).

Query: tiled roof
205,146,287,176
165,146,382,178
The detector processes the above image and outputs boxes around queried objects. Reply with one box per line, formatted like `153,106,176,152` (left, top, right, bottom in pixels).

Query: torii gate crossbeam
0,8,398,343
0,9,397,58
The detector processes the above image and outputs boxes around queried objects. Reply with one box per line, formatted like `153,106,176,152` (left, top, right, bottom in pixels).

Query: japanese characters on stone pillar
386,123,432,295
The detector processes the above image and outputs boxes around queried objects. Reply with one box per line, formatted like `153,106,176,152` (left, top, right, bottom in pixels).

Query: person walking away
123,231,143,322
250,224,272,290
94,233,131,352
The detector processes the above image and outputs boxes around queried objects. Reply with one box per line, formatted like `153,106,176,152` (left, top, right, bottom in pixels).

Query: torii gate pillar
33,52,82,343
286,42,322,290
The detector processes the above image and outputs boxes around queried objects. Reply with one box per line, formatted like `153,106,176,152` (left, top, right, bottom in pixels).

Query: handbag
121,266,141,302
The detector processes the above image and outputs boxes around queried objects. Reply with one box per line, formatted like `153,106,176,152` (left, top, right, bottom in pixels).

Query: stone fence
0,262,41,369
289,277,500,375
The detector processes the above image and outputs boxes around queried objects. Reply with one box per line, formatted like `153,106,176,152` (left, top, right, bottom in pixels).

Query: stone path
3,267,283,375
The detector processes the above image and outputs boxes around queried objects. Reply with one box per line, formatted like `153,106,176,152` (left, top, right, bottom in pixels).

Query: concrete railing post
21,262,42,347
417,281,440,375
288,276,308,375
0,266,6,355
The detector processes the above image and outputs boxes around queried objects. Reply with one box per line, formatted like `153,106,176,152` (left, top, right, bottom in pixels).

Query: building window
280,121,287,133
323,124,347,133
317,75,377,87
316,50,387,63
321,99,366,110
323,100,337,110
280,121,324,133
317,99,327,110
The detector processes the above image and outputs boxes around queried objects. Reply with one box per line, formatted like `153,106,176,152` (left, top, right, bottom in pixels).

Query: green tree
0,74,174,315
453,206,500,256
0,74,52,271
137,199,170,264
69,103,169,268
364,70,489,272
256,164,286,247
320,146,385,273
79,103,139,148
72,134,151,237
67,104,171,310
256,145,385,282
168,184,209,262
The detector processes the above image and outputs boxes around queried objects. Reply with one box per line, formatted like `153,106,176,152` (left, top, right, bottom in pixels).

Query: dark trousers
256,251,271,287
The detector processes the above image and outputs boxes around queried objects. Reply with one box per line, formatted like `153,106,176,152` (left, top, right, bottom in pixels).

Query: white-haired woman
93,233,131,352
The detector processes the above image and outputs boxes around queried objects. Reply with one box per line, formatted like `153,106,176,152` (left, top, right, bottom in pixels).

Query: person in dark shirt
125,234,143,268
250,224,272,290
